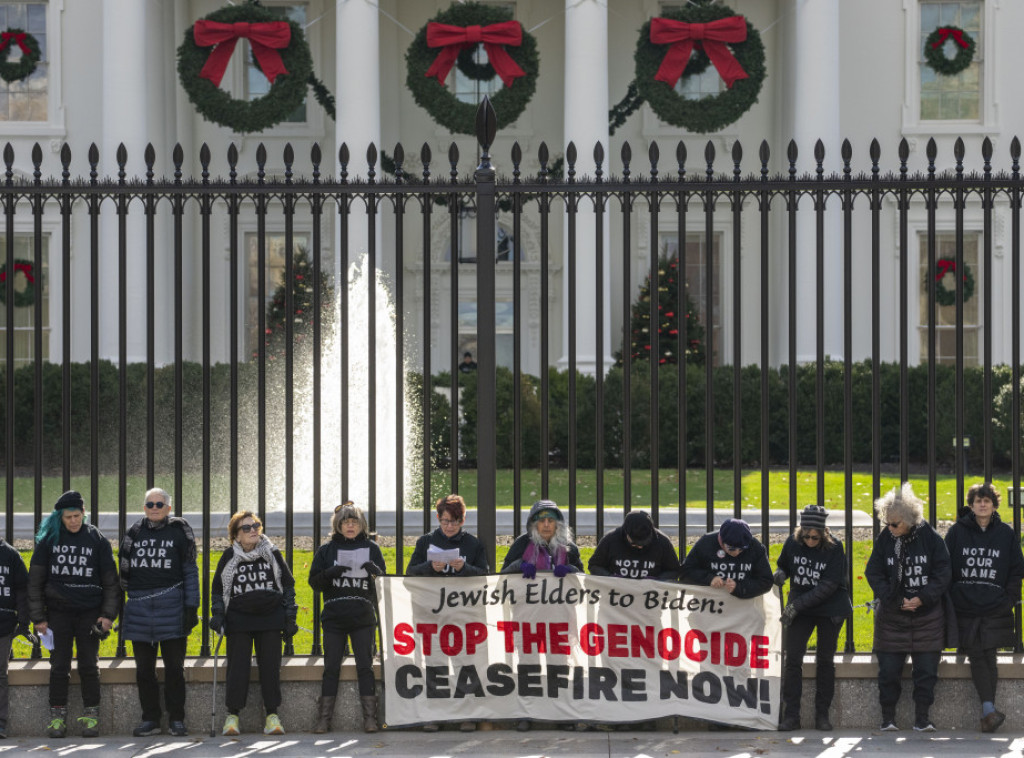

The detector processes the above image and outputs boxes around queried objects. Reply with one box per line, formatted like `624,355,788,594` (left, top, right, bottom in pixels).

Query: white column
785,0,842,363
560,0,612,376
101,0,149,363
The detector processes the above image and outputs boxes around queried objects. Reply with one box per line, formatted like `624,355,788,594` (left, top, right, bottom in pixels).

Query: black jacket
589,526,679,580
866,521,952,652
308,534,385,633
211,546,296,634
407,528,490,577
776,534,852,618
0,539,29,637
679,532,773,599
28,523,120,623
945,509,1024,650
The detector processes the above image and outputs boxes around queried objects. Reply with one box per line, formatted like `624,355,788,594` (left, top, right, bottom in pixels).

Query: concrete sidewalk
0,729,1021,758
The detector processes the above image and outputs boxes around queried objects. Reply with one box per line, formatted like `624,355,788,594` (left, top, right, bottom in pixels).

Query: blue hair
35,507,88,546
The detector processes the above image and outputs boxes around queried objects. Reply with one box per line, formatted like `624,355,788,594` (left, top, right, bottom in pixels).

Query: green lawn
0,469,1003,521
13,542,882,659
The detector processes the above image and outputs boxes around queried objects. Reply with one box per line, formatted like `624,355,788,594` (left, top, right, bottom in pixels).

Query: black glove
16,623,38,645
324,564,350,579
210,614,225,635
285,618,299,638
362,561,383,577
773,569,788,587
184,607,199,633
90,621,111,641
780,604,798,627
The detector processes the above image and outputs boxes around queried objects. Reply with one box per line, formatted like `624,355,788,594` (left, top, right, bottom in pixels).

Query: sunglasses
439,518,461,526
145,501,167,509
722,544,745,552
238,523,261,534
887,521,903,528
334,500,355,514
802,534,821,542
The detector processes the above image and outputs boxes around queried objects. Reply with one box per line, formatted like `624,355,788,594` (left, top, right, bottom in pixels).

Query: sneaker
913,718,936,732
133,720,161,737
880,720,899,731
168,720,188,737
778,714,800,731
980,710,1006,733
222,714,240,737
46,706,67,738
264,713,285,736
516,719,531,732
422,722,440,732
0,722,7,739
815,712,833,731
78,707,100,738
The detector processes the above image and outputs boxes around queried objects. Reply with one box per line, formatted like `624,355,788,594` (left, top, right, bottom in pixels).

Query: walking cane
210,632,224,738
777,583,787,727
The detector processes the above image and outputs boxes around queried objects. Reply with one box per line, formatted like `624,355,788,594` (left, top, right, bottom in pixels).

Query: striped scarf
219,535,283,613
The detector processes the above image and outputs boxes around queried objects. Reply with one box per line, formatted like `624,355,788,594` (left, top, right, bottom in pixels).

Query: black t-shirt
125,523,189,592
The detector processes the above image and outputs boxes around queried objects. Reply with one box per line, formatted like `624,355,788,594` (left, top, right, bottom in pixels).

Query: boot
313,696,336,734
78,706,100,738
815,709,833,731
360,695,379,733
46,706,67,738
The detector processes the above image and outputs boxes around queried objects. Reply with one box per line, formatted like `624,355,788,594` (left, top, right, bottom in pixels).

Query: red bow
935,258,966,281
649,16,749,89
0,32,30,57
931,27,969,50
0,262,34,285
193,20,291,87
425,20,525,88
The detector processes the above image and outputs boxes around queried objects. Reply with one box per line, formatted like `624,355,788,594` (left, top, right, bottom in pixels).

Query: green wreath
924,26,976,76
0,259,38,308
176,4,313,134
928,258,975,307
406,2,538,136
634,3,766,134
0,28,41,83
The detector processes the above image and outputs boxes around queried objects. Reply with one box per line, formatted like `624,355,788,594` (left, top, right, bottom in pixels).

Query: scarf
119,516,196,590
892,525,920,595
523,536,568,569
219,534,283,613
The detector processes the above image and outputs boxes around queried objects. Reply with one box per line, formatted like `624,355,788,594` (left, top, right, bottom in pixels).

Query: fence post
475,98,498,568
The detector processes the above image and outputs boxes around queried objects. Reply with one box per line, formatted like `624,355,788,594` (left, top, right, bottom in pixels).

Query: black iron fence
2,99,1023,655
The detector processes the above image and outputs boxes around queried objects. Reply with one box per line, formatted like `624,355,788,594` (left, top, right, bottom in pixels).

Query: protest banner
376,574,782,729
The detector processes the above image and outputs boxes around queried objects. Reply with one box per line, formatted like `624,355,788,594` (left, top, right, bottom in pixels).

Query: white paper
337,547,370,578
39,628,54,651
426,545,462,564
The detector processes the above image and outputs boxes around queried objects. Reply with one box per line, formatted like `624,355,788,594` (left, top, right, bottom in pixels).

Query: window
449,213,520,263
918,231,980,366
0,234,48,367
245,3,307,123
245,232,311,357
0,2,48,122
451,2,514,106
457,299,515,369
657,233,721,365
920,1,982,121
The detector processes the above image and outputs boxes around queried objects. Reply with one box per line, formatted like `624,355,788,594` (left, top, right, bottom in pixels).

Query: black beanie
55,490,84,512
718,518,752,549
623,511,655,547
800,504,828,531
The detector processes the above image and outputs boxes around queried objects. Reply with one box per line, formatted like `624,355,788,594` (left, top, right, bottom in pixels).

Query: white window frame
0,0,65,138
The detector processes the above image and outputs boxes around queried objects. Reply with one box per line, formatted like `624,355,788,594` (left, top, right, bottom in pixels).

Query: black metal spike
394,143,405,177
366,143,377,184
732,141,742,179
256,144,267,182
621,142,631,182
676,141,686,178
787,140,797,176
704,141,714,178
841,139,852,174
649,141,660,180
60,143,71,184
814,139,825,176
566,141,577,181
89,143,100,183
339,143,350,182
448,142,459,182
511,141,522,183
759,140,769,178
982,137,992,174
116,143,127,183
227,144,238,183
311,143,321,183
200,143,211,183
870,139,881,174
538,142,549,180
898,138,909,173
953,137,965,172
31,143,42,183
3,144,13,186
421,142,431,181
926,138,937,172
1012,137,1021,175
475,97,497,153
283,143,294,183
144,144,155,183
594,141,604,181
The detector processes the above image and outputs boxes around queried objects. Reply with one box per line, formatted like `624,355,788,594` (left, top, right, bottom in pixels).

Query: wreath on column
177,3,314,133
0,259,38,308
0,28,41,83
405,2,539,135
928,258,975,307
634,2,766,133
924,26,976,76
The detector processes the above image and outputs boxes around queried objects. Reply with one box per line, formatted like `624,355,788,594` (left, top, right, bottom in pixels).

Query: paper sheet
426,545,462,564
39,627,54,651
337,547,370,578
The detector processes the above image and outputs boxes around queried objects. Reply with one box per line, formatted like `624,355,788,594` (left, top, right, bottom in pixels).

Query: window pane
918,231,979,365
0,233,50,368
919,1,981,122
245,233,312,357
245,4,306,123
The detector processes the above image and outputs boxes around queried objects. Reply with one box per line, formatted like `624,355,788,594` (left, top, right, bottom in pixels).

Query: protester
501,499,583,731
407,493,489,733
120,487,199,738
0,527,30,738
775,505,852,731
866,482,951,732
589,510,679,580
679,517,773,598
944,482,1024,733
211,511,297,737
308,501,386,734
28,491,119,738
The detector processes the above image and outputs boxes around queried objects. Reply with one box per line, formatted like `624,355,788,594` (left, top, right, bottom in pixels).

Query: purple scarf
524,540,567,569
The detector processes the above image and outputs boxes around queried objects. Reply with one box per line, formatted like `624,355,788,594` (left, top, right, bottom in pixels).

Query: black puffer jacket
865,521,952,652
28,523,120,623
945,509,1024,650
776,534,853,618
406,528,489,577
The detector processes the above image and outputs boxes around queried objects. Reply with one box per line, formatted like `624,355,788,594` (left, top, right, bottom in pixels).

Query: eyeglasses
887,521,903,528
439,518,461,526
802,534,822,542
722,544,744,552
238,523,261,534
145,501,167,509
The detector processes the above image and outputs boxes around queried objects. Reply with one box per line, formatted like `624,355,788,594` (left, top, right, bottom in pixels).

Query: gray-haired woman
865,482,951,733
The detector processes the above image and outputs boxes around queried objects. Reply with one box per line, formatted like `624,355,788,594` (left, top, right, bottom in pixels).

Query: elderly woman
28,491,119,738
945,482,1024,733
865,482,951,732
679,517,773,599
308,502,386,734
774,505,852,732
407,494,489,733
120,487,199,738
211,511,297,737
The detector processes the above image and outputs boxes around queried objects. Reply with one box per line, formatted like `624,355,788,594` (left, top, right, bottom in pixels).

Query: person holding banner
0,525,30,739
774,505,852,732
308,501,386,735
679,518,773,599
944,482,1024,733
210,511,297,737
866,482,951,733
589,510,679,580
407,493,489,733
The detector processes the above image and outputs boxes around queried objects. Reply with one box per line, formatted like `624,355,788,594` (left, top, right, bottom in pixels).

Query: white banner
376,574,782,729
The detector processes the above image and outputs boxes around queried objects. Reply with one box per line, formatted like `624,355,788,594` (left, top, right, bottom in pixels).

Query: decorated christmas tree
617,245,705,366
259,245,335,362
